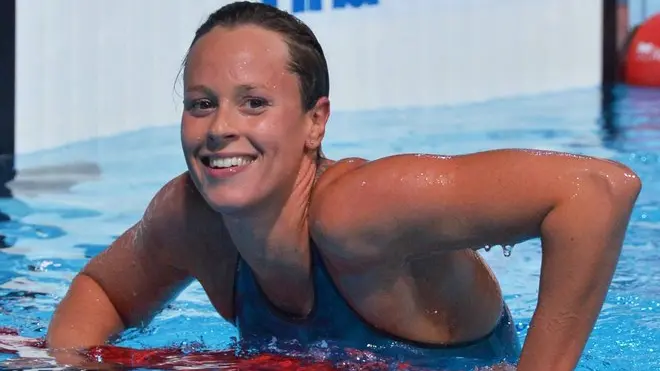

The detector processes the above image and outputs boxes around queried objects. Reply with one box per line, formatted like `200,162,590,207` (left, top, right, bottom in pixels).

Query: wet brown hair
184,1,330,112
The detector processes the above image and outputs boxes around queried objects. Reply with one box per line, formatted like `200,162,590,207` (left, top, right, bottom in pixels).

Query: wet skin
47,25,642,371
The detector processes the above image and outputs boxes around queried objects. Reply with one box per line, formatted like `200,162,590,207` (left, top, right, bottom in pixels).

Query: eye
184,98,216,115
243,97,269,111
195,99,215,110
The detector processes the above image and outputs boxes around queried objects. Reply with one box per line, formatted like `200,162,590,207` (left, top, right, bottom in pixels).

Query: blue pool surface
1,85,659,370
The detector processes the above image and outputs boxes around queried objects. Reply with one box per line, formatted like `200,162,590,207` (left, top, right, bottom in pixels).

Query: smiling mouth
201,155,257,169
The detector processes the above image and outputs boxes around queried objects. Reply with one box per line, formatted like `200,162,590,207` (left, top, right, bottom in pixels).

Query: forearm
47,273,126,350
517,178,638,371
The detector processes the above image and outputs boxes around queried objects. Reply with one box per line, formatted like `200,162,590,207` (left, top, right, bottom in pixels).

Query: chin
185,158,275,217
199,185,270,218
201,188,253,215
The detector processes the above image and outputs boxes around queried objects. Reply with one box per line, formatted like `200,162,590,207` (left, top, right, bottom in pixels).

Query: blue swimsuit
234,249,521,370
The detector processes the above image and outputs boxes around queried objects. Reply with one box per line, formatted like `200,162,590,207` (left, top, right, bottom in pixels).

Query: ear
305,97,330,152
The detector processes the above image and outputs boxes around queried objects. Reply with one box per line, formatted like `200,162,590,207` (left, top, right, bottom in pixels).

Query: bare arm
46,175,194,351
312,149,641,371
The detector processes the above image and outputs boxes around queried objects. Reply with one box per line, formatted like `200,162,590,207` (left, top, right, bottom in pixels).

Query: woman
46,2,642,371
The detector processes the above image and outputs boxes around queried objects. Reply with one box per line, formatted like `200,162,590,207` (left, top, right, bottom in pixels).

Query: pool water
1,85,659,370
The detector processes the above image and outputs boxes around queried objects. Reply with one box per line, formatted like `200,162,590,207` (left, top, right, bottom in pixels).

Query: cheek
180,119,205,151
253,113,307,156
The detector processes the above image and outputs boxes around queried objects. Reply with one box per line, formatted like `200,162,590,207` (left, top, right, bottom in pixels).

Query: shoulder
307,153,476,251
312,157,368,197
140,172,228,266
308,155,397,242
310,153,447,206
146,171,226,222
142,172,208,231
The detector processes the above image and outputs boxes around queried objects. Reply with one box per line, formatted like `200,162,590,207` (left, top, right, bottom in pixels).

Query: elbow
573,161,642,212
621,172,642,203
600,161,642,205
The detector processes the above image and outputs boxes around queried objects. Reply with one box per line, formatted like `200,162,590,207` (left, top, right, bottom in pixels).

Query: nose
206,107,239,151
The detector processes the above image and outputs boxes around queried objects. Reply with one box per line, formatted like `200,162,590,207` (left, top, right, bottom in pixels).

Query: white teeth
209,156,255,169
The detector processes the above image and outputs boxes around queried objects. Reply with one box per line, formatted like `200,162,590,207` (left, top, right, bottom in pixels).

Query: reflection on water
0,212,9,249
0,162,105,346
0,161,103,248
602,85,660,152
6,161,101,198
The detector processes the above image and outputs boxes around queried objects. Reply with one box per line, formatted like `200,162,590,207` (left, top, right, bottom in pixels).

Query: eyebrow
185,85,216,96
234,84,260,95
184,84,266,97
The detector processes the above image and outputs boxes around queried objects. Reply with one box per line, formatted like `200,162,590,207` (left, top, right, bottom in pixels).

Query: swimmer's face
181,25,328,214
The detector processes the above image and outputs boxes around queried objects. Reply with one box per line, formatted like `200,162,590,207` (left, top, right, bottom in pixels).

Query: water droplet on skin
502,244,514,257
484,245,492,252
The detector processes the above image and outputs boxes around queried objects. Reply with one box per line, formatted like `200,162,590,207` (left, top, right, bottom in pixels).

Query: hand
49,348,120,370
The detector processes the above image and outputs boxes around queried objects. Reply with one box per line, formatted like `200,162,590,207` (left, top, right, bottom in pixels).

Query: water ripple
1,86,659,370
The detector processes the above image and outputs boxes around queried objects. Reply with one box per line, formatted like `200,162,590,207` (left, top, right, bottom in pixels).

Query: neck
222,154,319,316
223,153,318,271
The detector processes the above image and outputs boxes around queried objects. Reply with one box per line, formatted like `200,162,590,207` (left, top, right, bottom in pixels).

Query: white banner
16,0,602,154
